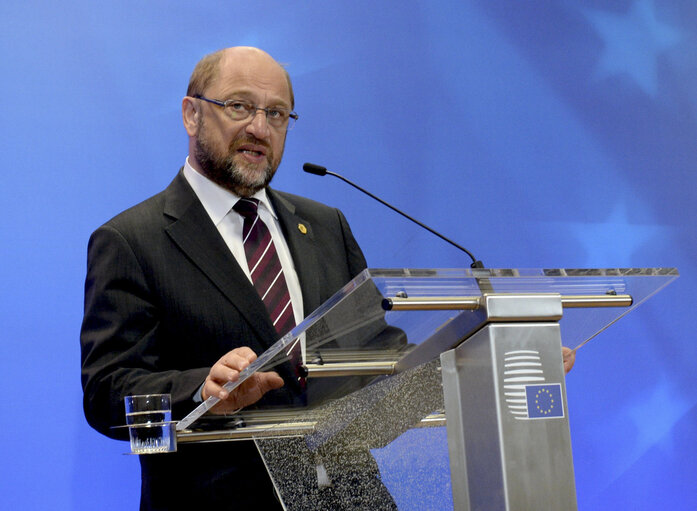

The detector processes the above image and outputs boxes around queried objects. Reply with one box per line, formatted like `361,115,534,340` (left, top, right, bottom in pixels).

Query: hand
562,346,576,374
202,347,284,414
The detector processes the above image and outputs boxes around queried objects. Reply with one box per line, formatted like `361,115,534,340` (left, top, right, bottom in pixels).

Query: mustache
229,135,271,151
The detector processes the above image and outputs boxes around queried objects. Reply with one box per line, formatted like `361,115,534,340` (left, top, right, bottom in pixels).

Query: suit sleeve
80,225,209,439
336,208,368,279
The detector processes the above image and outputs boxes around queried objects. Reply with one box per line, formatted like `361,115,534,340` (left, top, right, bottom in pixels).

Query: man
81,47,370,509
81,46,577,510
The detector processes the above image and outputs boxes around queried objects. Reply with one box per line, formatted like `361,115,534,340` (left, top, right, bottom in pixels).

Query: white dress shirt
182,157,304,327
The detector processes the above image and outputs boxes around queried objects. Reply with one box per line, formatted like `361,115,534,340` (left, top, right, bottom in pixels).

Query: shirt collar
183,157,277,225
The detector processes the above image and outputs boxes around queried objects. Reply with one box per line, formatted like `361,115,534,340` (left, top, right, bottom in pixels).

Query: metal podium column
440,294,577,511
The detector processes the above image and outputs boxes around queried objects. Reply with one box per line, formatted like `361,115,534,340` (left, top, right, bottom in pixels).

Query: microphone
302,162,484,268
302,163,328,176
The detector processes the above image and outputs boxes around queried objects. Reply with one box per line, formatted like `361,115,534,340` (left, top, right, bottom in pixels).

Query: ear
182,96,199,136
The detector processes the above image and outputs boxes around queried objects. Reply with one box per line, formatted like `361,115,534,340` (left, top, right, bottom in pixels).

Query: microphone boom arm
303,163,483,268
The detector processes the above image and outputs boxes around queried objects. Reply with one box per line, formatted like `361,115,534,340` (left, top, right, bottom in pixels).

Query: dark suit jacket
80,171,368,509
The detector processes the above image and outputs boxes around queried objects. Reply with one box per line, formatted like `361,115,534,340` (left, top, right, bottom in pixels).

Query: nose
245,108,271,139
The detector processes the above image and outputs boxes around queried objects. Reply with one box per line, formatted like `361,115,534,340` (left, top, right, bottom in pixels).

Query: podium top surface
366,266,677,294
177,267,677,431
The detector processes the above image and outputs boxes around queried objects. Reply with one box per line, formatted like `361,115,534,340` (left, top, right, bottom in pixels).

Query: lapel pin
298,223,307,234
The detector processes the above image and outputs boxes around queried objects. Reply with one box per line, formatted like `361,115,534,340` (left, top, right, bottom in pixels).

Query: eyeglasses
193,95,298,130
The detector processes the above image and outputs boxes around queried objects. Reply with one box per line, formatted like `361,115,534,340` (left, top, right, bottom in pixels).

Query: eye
267,107,287,120
228,101,250,112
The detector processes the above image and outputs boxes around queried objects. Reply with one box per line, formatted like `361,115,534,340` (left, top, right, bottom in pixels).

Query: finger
224,371,285,409
257,371,284,392
208,370,285,412
203,348,260,404
202,378,228,401
220,347,259,370
232,346,258,364
208,361,241,384
205,361,245,400
245,372,284,402
215,352,253,374
562,347,576,374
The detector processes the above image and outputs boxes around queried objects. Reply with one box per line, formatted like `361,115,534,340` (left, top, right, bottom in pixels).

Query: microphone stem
328,171,483,268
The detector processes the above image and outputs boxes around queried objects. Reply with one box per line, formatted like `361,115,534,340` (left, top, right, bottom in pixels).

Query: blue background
1,1,695,509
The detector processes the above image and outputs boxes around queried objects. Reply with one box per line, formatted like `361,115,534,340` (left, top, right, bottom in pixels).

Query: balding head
186,47,294,108
182,46,294,196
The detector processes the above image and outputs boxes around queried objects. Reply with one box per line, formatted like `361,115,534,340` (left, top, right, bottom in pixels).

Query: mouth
236,144,267,159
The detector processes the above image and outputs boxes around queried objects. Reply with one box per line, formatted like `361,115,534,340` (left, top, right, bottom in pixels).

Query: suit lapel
268,189,321,316
162,172,279,349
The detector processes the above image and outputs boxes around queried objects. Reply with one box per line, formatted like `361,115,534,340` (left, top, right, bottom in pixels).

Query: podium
176,267,677,510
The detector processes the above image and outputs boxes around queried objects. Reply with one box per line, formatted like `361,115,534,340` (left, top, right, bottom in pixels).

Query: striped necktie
233,198,297,337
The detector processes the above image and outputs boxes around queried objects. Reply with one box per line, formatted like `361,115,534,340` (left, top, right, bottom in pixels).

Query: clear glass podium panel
176,267,677,510
371,267,679,351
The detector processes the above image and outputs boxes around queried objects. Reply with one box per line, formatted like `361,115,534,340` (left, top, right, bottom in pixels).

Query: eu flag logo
526,384,564,419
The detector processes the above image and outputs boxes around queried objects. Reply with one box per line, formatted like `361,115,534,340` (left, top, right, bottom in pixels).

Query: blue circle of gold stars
534,388,556,416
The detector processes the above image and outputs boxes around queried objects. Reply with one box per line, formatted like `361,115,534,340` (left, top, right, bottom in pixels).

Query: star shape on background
584,0,682,96
556,201,667,267
625,379,691,458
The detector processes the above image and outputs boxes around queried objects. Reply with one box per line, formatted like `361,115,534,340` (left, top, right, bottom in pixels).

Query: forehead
208,52,291,105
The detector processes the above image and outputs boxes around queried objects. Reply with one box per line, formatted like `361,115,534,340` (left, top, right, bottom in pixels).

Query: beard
193,118,279,197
